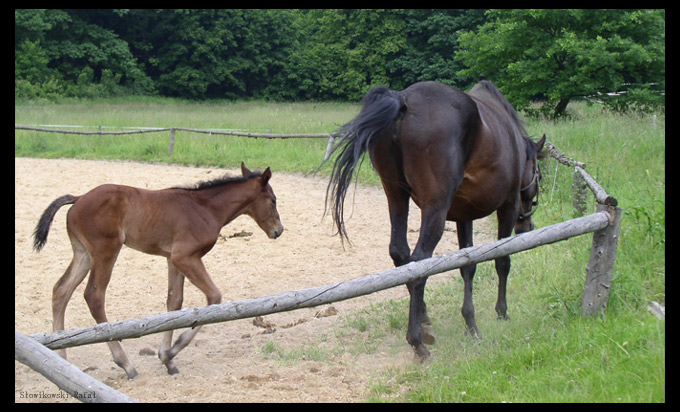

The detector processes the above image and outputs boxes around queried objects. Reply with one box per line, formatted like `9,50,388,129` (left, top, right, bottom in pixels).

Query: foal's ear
261,167,272,186
241,162,252,176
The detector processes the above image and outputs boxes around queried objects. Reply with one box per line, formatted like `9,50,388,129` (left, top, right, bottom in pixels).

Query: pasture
15,97,664,402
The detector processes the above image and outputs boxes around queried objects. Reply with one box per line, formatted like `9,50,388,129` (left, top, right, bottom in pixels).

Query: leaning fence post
324,133,337,161
168,128,176,155
582,204,622,317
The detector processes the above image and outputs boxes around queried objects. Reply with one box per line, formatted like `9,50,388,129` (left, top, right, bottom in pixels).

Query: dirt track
15,157,493,402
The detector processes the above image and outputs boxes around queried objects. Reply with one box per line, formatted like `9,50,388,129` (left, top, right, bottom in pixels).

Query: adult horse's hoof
422,322,435,345
464,327,482,339
414,344,431,363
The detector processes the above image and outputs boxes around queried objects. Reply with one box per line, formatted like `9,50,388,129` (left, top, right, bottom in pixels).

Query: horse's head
515,134,546,234
241,163,284,239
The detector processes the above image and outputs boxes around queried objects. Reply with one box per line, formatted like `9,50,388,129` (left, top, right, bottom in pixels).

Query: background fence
15,124,340,160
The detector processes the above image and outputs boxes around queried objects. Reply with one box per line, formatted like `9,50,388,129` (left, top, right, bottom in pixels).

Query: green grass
15,96,366,177
15,97,664,402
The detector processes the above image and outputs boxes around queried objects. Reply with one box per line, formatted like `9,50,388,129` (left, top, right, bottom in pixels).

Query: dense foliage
458,9,665,117
15,9,664,114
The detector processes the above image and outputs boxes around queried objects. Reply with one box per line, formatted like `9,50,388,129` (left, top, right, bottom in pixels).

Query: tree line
15,9,664,116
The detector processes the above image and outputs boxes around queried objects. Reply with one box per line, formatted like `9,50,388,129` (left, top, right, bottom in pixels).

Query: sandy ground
15,157,494,403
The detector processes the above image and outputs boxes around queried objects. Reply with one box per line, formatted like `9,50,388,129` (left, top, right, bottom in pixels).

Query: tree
457,9,665,117
387,9,487,90
278,9,410,101
14,9,154,97
123,9,297,99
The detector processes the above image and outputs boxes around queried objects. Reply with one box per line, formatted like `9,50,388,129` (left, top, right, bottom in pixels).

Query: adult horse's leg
84,245,138,379
494,204,517,320
373,140,436,355
382,184,411,268
159,259,185,375
457,220,481,338
52,238,91,360
407,205,448,361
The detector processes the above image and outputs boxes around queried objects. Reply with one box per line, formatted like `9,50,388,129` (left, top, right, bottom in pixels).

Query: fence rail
15,124,334,138
15,124,339,159
15,331,138,403
29,209,613,351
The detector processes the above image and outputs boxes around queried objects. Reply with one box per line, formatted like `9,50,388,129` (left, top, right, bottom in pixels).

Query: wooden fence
15,124,339,160
15,138,621,402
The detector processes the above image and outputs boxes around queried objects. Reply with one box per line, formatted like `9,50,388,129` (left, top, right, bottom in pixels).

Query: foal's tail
324,86,406,243
33,194,78,251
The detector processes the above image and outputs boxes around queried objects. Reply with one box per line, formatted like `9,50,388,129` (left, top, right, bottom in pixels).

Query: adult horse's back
326,81,545,361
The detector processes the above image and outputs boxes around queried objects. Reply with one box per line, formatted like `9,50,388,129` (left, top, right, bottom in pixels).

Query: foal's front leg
159,253,222,374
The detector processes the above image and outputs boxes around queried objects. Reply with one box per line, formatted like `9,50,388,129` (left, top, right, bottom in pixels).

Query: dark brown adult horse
33,163,284,379
326,81,545,361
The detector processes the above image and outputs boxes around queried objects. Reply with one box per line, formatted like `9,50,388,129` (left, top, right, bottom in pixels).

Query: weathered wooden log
29,211,612,351
173,127,332,139
574,166,618,206
545,141,617,206
14,125,172,135
15,331,138,403
545,141,586,169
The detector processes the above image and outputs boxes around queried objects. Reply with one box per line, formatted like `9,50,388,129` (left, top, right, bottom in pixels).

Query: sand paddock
15,157,493,402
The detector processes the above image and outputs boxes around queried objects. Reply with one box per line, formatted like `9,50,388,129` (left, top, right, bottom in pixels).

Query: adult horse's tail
325,86,406,243
33,194,78,251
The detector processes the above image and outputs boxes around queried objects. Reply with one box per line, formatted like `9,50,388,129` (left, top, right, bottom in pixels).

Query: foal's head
241,163,284,239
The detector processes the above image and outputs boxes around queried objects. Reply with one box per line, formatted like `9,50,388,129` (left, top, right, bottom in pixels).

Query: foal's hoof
422,323,435,345
125,368,140,380
165,363,180,375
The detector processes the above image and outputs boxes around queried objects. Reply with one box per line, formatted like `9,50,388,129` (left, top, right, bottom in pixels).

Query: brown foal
33,163,284,379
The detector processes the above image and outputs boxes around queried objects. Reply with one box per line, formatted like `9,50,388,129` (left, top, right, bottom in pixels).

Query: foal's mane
172,171,263,191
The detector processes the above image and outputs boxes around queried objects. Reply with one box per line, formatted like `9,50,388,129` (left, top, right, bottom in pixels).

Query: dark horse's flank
33,163,284,379
326,81,545,361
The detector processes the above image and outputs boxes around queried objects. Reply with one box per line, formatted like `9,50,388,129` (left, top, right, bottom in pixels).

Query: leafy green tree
279,9,410,100
14,9,153,97
458,9,665,117
129,9,296,99
387,9,487,90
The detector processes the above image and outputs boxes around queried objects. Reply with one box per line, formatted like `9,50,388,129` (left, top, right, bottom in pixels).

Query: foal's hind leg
84,246,138,379
159,259,185,375
52,239,91,359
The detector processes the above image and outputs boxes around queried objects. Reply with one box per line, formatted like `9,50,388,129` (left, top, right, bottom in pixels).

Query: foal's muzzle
269,224,284,239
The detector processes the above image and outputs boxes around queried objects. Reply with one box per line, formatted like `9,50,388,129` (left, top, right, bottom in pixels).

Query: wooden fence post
324,134,336,161
582,205,623,317
168,128,176,155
